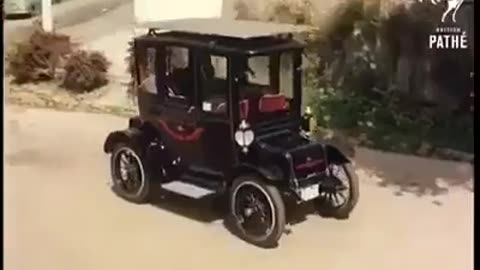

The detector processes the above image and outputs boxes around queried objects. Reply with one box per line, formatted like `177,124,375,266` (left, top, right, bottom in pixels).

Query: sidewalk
59,2,134,82
4,0,131,46
57,1,135,110
5,0,136,111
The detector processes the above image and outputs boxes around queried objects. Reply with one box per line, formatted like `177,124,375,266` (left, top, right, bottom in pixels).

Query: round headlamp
234,120,255,152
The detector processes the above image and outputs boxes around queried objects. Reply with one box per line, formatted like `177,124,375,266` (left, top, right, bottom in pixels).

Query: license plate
299,184,320,201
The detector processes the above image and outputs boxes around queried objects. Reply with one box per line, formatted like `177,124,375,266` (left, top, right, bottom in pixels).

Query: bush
258,0,473,156
264,0,316,24
7,21,72,84
125,40,137,99
308,81,474,155
61,50,111,93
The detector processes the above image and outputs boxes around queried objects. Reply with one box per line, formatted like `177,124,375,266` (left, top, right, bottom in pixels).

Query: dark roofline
139,18,313,40
136,31,305,55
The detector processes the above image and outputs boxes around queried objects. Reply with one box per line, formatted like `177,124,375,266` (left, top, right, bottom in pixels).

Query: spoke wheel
230,176,286,248
110,142,152,204
113,147,144,194
315,163,359,219
234,184,274,238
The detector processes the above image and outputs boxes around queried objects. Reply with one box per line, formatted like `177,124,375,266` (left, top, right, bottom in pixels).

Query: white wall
134,0,223,24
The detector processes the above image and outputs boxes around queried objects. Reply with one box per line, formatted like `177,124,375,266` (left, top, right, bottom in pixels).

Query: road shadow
354,147,474,197
146,184,335,248
149,184,333,222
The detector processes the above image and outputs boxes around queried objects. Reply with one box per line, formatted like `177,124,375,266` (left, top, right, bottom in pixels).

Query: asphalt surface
4,105,474,270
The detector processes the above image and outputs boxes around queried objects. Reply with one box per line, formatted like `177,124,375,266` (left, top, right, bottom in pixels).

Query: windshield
236,51,295,123
240,53,293,97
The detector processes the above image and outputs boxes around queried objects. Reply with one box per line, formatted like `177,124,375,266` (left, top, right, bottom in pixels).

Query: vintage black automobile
103,18,359,247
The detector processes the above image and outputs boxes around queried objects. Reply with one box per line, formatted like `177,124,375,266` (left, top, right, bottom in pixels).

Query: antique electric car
103,19,359,247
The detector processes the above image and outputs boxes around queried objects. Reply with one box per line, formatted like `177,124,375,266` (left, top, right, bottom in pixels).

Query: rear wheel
314,163,359,219
110,142,152,204
229,175,286,248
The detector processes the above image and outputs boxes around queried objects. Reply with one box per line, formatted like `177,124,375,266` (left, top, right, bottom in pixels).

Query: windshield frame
230,48,303,130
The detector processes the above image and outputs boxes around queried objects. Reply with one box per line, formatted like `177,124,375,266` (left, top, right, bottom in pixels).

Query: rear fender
104,116,158,154
128,116,142,129
103,128,145,154
325,144,350,165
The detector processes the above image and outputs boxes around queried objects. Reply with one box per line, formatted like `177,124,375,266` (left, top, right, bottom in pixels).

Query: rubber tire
229,175,286,248
315,163,359,219
110,142,152,204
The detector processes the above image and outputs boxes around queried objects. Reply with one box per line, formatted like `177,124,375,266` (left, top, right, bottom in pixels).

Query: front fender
103,128,144,153
231,163,284,183
325,144,351,165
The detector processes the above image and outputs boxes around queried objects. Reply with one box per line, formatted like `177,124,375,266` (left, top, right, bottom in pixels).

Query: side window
138,47,158,94
247,56,270,86
199,54,228,115
146,48,156,75
165,46,193,104
279,52,293,99
211,56,227,79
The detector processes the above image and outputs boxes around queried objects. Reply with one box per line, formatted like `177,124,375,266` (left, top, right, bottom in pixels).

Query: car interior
139,47,291,122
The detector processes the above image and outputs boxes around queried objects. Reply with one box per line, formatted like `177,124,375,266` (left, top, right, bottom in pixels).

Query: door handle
176,125,186,132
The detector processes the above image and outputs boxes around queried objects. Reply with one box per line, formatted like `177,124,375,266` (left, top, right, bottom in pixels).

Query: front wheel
314,163,359,219
229,175,286,248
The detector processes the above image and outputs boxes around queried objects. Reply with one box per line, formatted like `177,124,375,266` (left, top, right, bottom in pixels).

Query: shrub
7,21,72,84
61,50,111,93
269,0,473,156
125,40,137,99
264,0,316,24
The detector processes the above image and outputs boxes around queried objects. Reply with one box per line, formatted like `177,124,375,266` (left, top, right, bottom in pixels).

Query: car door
151,45,205,167
156,101,204,165
194,52,236,171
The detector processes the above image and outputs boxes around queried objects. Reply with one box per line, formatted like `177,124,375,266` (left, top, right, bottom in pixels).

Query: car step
160,175,225,199
188,165,224,178
161,181,216,199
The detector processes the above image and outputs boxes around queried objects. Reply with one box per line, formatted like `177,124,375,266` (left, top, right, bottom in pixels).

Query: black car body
104,18,359,248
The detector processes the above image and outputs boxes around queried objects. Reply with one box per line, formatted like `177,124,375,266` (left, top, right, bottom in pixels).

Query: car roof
137,19,311,55
139,18,312,39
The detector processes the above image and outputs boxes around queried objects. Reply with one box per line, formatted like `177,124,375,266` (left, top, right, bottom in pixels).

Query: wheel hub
113,147,144,194
119,156,138,181
320,176,345,193
244,207,254,217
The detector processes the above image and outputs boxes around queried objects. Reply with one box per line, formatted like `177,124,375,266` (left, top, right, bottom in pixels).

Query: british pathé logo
419,0,469,49
429,27,468,49
419,0,465,23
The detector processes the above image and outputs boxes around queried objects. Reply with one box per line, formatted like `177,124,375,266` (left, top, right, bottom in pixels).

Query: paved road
4,105,474,270
4,0,131,39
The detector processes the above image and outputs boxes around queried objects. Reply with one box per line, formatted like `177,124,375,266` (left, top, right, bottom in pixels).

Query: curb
53,0,131,29
7,93,137,118
6,79,137,118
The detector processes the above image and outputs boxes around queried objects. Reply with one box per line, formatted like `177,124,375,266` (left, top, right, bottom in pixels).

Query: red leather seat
258,94,288,113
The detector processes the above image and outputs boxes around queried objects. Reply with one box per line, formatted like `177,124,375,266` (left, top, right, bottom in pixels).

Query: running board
161,181,216,199
188,165,224,178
